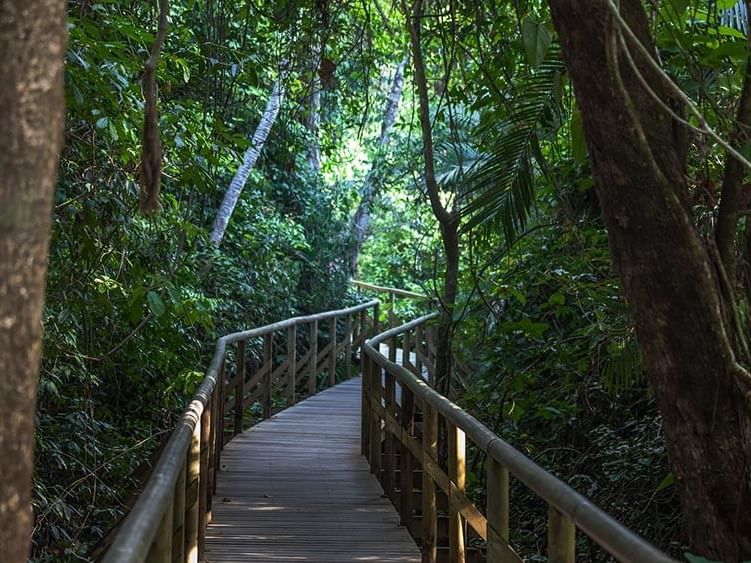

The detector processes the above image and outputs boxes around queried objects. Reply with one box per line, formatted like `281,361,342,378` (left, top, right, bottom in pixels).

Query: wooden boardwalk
205,378,421,562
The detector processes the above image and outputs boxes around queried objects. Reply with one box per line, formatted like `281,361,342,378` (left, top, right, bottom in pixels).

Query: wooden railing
102,299,379,563
362,314,677,563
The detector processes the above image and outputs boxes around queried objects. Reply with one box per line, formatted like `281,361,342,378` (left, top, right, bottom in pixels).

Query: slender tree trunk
349,57,407,272
0,2,66,561
408,0,460,395
210,78,284,245
306,41,322,173
549,1,751,558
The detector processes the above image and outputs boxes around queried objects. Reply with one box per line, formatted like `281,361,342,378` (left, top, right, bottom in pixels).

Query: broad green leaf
147,291,166,318
521,19,552,68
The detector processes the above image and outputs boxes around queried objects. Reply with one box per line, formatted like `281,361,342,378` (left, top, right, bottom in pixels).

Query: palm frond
459,47,565,244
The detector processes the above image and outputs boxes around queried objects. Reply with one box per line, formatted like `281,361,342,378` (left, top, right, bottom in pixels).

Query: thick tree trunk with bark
0,1,66,561
210,78,284,246
548,0,751,558
349,57,407,272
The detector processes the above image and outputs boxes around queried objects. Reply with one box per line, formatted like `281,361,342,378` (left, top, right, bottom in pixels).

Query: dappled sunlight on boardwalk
205,378,420,562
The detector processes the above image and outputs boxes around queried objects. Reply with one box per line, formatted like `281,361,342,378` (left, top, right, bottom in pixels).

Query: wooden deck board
205,378,421,562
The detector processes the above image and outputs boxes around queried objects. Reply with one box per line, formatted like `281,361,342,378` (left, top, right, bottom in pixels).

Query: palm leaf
459,47,565,244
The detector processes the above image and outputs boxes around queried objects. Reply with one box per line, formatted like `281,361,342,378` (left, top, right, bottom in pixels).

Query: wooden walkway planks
205,378,421,562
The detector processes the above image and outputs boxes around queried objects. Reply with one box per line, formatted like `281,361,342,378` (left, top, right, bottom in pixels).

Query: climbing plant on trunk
548,0,751,558
0,1,66,561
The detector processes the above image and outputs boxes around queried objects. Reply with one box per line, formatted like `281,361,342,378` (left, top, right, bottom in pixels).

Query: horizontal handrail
103,299,379,563
351,279,428,300
362,314,677,563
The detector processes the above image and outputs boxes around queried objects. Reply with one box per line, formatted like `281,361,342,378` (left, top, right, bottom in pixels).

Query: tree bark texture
349,57,407,272
408,0,460,396
0,1,66,561
210,78,284,246
548,0,751,558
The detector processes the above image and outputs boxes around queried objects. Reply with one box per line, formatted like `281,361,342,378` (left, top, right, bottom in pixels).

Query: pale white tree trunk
306,41,322,172
210,78,284,246
349,57,407,272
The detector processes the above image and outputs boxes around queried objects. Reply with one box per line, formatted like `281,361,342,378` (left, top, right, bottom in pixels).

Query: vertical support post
328,316,338,386
361,353,371,457
389,331,397,363
448,423,466,563
388,291,396,329
172,461,186,562
287,325,297,405
383,367,396,498
368,359,382,476
345,314,353,379
358,308,366,348
403,330,412,372
146,498,174,563
399,385,415,534
373,303,380,337
234,341,245,436
486,457,510,562
308,320,318,396
212,362,224,496
197,397,211,560
422,403,438,563
184,419,200,563
206,387,217,523
548,506,575,563
415,324,423,378
263,333,273,419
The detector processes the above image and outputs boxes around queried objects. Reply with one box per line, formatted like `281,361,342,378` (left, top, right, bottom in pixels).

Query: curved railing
361,314,677,563
102,299,379,563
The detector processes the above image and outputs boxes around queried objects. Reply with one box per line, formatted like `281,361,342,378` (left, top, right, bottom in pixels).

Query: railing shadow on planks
102,299,380,563
361,312,678,563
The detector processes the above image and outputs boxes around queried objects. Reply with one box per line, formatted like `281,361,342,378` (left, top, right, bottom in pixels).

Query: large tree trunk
548,1,751,558
210,78,284,246
349,57,407,272
0,1,66,561
408,0,460,396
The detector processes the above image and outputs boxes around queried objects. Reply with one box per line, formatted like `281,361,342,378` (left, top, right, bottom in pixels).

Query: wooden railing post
399,385,415,534
212,362,224,495
308,320,318,396
234,341,245,436
368,357,382,476
373,302,380,337
383,366,396,499
184,419,200,563
328,316,337,386
263,333,273,418
388,291,396,329
548,506,575,563
422,402,438,563
171,462,186,562
449,423,466,563
361,353,371,457
197,397,211,560
287,325,297,405
146,498,174,563
403,330,411,372
415,324,423,377
486,457,510,562
345,314,353,379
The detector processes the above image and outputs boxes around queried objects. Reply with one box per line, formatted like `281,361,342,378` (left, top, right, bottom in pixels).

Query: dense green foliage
34,0,751,560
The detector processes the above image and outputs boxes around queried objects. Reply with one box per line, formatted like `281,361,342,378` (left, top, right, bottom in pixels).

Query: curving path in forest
204,378,421,562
